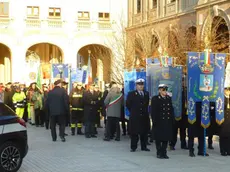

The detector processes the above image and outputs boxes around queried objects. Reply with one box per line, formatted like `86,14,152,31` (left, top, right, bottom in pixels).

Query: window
98,12,110,20
137,0,141,13
49,7,61,18
152,0,157,8
27,6,39,18
0,2,9,17
78,11,90,19
0,103,16,117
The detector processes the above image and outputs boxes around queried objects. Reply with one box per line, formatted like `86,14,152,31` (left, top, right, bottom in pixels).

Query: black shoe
141,148,150,152
52,138,57,142
61,137,66,142
157,155,163,159
115,138,120,141
71,132,75,136
189,151,195,157
198,152,209,156
149,139,153,143
103,138,110,141
130,149,136,152
163,155,169,159
91,135,97,138
181,145,189,150
208,145,214,150
221,152,227,156
227,152,230,156
85,135,91,138
64,133,68,136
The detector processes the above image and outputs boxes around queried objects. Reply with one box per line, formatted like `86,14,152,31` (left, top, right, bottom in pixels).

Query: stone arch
26,43,64,63
200,7,230,50
0,43,12,83
77,44,112,83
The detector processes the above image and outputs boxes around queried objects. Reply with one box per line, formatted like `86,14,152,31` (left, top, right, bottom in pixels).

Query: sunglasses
162,88,168,91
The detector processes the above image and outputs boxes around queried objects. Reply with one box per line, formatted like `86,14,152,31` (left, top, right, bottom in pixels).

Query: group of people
1,76,230,159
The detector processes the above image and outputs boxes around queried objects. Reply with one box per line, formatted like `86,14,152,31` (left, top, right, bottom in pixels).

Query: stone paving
18,125,230,172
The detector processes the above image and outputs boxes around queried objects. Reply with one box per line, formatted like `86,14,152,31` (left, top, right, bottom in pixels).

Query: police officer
69,82,84,135
126,78,150,152
151,84,174,159
83,84,99,138
219,87,230,156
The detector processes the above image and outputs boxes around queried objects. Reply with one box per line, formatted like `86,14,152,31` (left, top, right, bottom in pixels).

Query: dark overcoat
83,90,100,122
126,90,150,135
151,95,174,141
219,97,230,137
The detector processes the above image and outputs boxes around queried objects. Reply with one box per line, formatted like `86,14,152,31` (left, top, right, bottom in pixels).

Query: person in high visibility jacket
12,86,26,119
69,82,84,135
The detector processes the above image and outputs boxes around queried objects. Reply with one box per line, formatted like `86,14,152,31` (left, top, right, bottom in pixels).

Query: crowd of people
0,77,230,159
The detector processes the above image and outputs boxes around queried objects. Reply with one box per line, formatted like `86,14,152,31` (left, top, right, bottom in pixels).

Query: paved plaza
19,125,230,172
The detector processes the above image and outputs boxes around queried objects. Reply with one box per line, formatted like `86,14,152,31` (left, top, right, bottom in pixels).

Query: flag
36,65,42,89
86,55,92,84
204,49,211,65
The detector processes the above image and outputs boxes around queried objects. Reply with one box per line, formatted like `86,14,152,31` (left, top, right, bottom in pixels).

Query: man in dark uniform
69,82,84,135
126,78,150,152
169,79,188,150
4,82,14,110
219,87,230,156
83,84,100,138
46,79,69,142
94,85,103,132
151,84,174,159
101,83,110,126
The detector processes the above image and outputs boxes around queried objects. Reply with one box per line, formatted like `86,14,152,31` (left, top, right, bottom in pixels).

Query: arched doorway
186,26,197,51
77,44,112,84
26,43,63,63
0,43,11,83
211,16,229,53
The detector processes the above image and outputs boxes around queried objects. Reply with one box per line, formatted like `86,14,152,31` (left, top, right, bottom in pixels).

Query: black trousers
85,121,95,136
219,136,230,154
121,118,129,135
50,115,66,140
105,117,120,139
188,135,205,153
71,110,84,128
35,109,44,126
155,140,168,156
130,134,147,150
95,111,101,127
208,135,213,146
170,122,187,147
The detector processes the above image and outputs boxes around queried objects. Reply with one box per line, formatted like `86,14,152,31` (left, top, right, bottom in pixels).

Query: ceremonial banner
146,58,182,120
52,64,69,80
71,68,84,83
124,70,146,118
24,61,40,85
187,51,226,128
41,64,51,79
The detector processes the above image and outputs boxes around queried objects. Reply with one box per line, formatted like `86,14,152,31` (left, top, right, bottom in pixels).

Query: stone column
4,57,11,83
97,59,103,81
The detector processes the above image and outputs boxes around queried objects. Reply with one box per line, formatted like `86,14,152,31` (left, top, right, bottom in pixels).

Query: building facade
126,0,230,68
0,0,127,84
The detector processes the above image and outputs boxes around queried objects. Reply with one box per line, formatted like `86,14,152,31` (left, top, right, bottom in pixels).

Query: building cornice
194,0,228,10
126,9,196,31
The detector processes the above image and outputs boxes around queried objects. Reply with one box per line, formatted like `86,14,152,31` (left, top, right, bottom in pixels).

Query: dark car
0,103,28,172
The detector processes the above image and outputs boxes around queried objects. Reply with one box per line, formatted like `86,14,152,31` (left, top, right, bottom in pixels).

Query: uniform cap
135,78,145,84
6,82,12,85
54,79,62,86
62,81,68,85
158,84,168,89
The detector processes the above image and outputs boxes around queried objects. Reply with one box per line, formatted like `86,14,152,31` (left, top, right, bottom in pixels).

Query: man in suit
46,79,69,142
151,84,174,159
126,78,150,152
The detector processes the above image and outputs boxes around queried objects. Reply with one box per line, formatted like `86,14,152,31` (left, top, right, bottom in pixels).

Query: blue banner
52,64,69,79
124,70,146,118
187,52,226,128
146,59,182,120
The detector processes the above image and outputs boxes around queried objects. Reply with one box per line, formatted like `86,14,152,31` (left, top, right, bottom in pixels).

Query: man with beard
126,78,150,152
69,82,84,135
151,84,174,159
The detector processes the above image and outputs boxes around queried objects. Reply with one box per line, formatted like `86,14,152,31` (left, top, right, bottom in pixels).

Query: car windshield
0,103,16,116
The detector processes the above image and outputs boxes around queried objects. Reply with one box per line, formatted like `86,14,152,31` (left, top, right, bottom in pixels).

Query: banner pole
204,128,206,156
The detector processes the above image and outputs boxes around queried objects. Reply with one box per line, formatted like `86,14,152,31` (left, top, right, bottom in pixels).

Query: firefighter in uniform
151,84,174,159
94,85,103,134
12,86,27,118
69,82,84,135
126,78,150,152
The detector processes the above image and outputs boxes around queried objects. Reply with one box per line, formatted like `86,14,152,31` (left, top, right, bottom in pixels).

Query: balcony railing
0,17,11,28
47,20,63,28
77,20,91,29
26,18,41,28
98,21,112,30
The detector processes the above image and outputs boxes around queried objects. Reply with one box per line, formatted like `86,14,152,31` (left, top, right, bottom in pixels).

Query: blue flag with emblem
146,57,182,120
187,51,226,128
